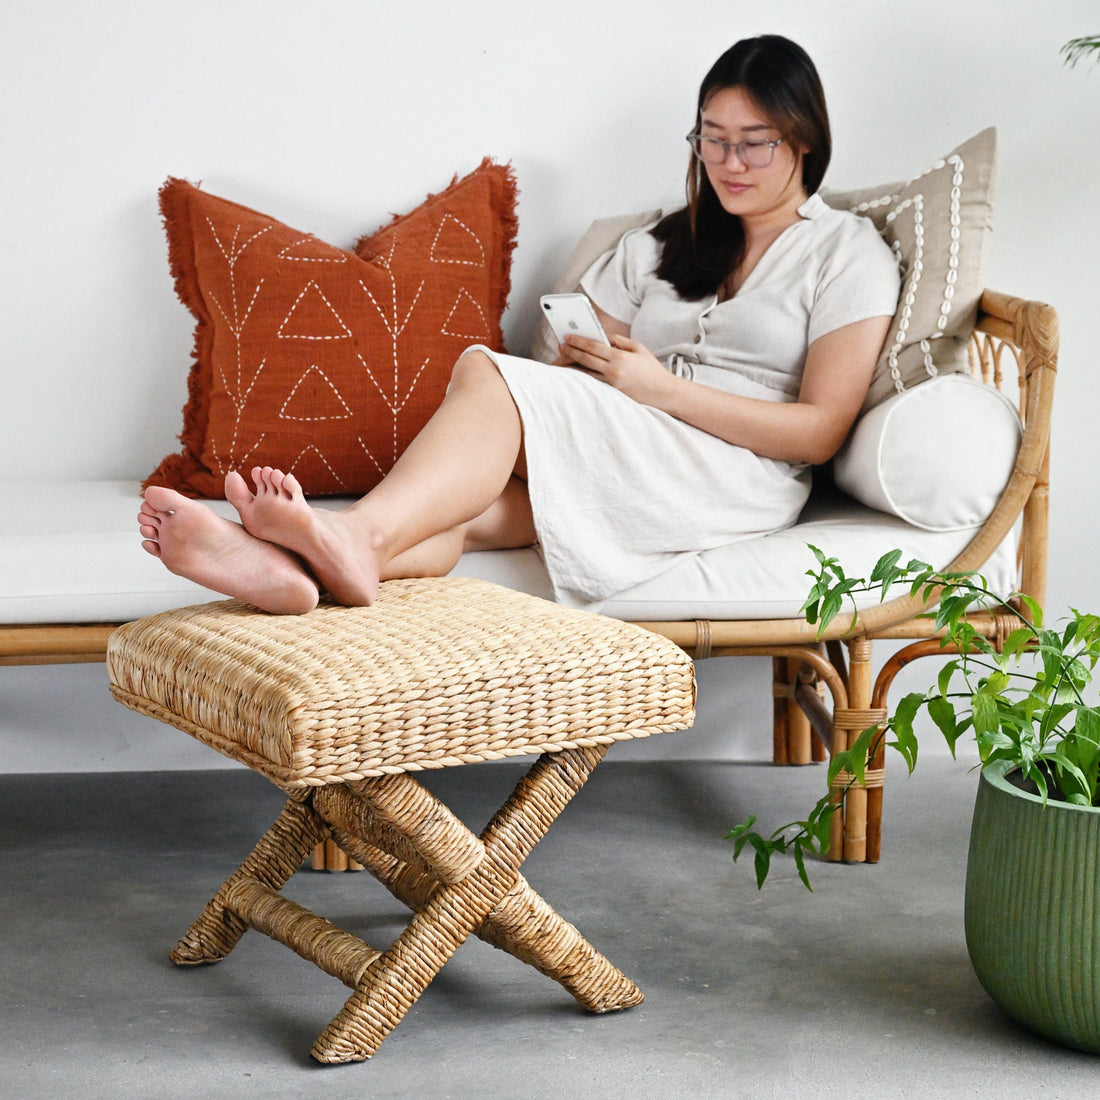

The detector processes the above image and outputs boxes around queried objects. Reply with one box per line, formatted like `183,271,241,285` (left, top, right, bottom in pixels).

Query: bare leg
226,350,526,605
462,475,536,551
138,488,319,615
379,476,537,579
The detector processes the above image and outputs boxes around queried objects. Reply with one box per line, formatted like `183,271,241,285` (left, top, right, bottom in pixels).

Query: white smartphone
539,293,610,347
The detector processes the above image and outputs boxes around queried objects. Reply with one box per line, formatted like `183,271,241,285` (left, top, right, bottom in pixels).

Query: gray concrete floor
3,757,1099,1099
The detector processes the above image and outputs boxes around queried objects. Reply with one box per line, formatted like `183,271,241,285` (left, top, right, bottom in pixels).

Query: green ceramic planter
965,759,1100,1052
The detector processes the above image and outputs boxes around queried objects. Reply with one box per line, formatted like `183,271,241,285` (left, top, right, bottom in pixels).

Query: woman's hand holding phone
540,293,611,348
561,333,676,410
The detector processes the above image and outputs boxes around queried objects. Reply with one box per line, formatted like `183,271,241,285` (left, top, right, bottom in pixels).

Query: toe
283,471,303,499
144,485,185,512
225,470,253,510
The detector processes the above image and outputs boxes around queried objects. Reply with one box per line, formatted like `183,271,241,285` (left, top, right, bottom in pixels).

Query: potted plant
727,546,1100,1053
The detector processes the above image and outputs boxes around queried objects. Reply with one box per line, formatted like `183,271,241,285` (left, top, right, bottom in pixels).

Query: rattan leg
328,822,643,1015
171,797,330,966
827,720,846,859
786,659,814,764
311,837,364,872
312,856,523,1063
865,736,886,863
772,658,791,764
827,639,887,863
472,748,643,1012
773,655,829,766
477,873,645,1013
310,746,643,1063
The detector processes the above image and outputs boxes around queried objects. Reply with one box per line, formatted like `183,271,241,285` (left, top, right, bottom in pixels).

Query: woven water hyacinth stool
107,576,695,1064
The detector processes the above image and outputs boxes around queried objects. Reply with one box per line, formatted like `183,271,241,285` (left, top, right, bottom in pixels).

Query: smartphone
539,293,611,347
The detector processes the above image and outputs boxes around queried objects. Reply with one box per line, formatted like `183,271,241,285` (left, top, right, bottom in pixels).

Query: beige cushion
832,373,1021,531
824,128,996,411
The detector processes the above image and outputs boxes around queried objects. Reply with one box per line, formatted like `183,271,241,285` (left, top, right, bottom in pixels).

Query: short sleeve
579,222,662,324
807,218,900,345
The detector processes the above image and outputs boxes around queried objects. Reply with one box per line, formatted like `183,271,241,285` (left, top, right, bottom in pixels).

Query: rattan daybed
1,121,1058,864
0,286,1057,863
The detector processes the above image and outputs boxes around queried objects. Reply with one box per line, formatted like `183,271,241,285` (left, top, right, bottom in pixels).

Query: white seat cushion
0,481,238,624
1,480,1016,625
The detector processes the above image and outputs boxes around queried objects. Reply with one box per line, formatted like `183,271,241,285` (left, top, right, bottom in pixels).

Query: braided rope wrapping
107,577,696,792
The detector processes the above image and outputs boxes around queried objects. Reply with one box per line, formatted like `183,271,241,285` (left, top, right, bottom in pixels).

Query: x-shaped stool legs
170,744,644,1063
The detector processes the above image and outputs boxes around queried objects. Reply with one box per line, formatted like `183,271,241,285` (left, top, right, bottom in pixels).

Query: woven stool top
108,577,695,790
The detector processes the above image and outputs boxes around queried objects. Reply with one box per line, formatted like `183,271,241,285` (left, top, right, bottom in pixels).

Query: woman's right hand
552,301,631,367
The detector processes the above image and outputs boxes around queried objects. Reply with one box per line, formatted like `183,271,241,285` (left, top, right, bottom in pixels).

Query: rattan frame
3,289,1057,864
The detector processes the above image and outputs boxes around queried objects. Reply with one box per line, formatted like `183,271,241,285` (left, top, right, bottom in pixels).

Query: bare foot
225,467,382,606
139,486,319,615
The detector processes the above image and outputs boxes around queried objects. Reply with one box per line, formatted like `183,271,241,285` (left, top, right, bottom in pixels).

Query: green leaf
754,843,772,890
890,693,925,772
1002,626,1036,660
792,844,812,891
820,590,843,630
869,548,902,581
1016,593,1044,626
1063,36,1100,68
938,660,960,698
809,798,837,849
1064,708,1100,802
829,726,880,788
971,693,1000,737
724,815,758,860
1051,755,1091,806
927,695,960,755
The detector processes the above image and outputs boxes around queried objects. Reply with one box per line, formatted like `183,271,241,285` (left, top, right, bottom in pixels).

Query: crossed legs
138,351,536,614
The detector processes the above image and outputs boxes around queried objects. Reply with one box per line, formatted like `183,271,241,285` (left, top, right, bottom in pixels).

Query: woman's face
698,85,808,224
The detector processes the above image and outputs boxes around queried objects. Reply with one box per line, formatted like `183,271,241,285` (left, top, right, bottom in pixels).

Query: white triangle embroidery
277,281,353,340
441,288,489,340
430,214,486,266
279,366,353,421
288,445,347,490
278,236,349,264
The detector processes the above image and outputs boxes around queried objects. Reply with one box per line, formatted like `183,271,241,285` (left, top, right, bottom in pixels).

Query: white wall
2,0,1098,772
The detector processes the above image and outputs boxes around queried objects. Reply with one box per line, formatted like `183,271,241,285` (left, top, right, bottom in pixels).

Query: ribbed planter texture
965,759,1100,1052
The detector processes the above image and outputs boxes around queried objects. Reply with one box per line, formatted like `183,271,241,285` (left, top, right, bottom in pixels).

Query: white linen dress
472,193,900,608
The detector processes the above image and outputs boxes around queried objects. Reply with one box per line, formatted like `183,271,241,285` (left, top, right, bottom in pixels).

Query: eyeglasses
686,133,784,168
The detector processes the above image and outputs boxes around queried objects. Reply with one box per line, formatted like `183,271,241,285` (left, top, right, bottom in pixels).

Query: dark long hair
652,35,831,299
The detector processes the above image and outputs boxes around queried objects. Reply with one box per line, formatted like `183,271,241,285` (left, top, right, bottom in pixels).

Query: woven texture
107,577,696,790
168,744,647,1062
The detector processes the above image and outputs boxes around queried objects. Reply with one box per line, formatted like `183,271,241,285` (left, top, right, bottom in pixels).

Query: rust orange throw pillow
146,160,518,497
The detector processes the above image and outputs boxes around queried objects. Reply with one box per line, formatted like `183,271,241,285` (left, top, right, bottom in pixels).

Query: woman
138,35,900,616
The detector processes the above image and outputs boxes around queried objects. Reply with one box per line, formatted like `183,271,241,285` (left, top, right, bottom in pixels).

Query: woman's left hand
560,334,674,408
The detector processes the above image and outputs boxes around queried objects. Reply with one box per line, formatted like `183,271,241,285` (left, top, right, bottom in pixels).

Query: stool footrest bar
224,878,381,989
